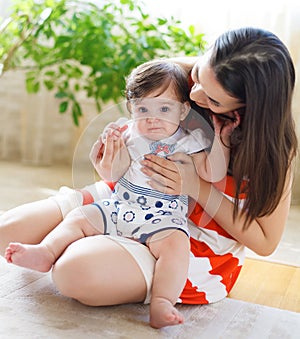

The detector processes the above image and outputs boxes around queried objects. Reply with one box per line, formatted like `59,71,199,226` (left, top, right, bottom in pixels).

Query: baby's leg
147,230,190,329
5,204,104,272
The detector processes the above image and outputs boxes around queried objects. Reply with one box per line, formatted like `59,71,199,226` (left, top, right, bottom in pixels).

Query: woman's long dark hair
210,27,298,226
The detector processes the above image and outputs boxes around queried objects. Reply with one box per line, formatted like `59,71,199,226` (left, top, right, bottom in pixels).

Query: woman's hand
212,110,240,138
140,152,201,200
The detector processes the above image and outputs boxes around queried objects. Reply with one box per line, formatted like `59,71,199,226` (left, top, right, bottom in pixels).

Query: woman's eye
208,97,221,107
160,106,170,112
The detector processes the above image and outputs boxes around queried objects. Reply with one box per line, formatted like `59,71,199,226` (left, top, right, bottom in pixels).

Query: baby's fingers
101,134,116,164
89,139,103,165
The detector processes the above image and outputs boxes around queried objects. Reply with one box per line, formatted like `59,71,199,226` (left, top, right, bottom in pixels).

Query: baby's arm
89,122,131,182
193,112,240,182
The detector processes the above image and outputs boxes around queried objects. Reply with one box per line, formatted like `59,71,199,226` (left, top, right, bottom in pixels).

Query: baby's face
131,86,189,141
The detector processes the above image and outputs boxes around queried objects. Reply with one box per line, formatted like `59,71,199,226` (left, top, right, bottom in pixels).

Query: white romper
92,120,210,244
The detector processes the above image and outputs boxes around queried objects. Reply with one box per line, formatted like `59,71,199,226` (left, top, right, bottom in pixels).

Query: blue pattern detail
145,213,154,220
111,212,117,224
169,200,179,209
137,196,147,205
149,141,176,155
155,201,163,208
123,211,135,223
123,192,130,200
118,177,188,205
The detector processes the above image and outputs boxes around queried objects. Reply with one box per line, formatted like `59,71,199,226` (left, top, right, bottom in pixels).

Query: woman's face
190,56,244,114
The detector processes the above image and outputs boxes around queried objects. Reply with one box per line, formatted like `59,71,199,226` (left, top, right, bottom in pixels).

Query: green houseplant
0,0,206,125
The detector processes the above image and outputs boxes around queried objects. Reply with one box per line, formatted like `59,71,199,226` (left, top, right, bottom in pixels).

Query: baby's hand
101,117,129,143
90,125,130,181
102,123,128,143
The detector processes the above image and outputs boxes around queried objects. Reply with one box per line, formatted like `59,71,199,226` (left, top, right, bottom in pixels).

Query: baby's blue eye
138,107,148,113
160,106,169,112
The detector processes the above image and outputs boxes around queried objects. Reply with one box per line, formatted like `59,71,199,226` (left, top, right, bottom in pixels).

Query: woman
0,27,297,319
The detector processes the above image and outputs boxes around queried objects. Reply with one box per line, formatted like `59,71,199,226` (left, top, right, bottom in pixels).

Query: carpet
0,257,300,339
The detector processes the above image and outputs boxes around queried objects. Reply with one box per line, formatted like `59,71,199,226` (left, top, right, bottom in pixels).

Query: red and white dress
180,175,246,304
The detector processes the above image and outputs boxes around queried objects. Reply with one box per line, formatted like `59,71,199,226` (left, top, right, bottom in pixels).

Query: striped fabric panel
117,177,189,205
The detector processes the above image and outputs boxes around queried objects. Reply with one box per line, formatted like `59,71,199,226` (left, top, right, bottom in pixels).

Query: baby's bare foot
5,242,55,272
150,297,184,329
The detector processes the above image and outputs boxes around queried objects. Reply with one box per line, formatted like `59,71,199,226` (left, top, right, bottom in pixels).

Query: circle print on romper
171,218,184,225
111,211,117,224
123,211,135,223
169,200,178,209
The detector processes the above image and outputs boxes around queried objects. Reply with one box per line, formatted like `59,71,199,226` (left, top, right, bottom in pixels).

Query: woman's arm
194,168,292,256
191,134,230,183
194,111,241,183
140,153,292,256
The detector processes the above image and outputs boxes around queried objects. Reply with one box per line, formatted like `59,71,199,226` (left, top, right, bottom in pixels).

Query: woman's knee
0,199,63,255
51,237,148,306
51,251,90,302
0,208,32,255
50,238,114,305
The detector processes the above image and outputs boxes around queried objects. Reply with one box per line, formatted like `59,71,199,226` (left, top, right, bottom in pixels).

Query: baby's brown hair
125,60,190,106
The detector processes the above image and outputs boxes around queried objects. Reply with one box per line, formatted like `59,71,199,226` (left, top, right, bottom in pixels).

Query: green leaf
26,77,40,93
44,80,54,90
72,101,82,126
59,100,68,113
44,70,56,76
55,91,68,99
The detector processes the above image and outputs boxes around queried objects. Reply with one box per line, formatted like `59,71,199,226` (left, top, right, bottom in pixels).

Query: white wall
0,0,12,18
1,0,300,201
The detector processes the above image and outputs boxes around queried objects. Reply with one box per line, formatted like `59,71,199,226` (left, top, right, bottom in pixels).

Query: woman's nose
190,83,209,108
